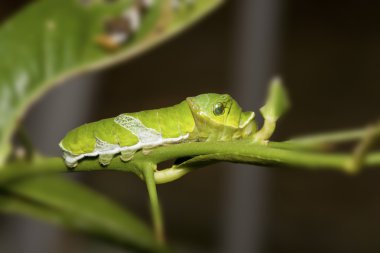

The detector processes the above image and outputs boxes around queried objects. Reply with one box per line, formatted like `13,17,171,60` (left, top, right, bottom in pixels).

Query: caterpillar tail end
65,160,78,169
62,151,79,168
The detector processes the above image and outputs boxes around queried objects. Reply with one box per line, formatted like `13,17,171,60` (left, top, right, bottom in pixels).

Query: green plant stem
345,124,380,172
252,119,276,142
1,140,380,185
142,164,165,245
285,128,375,148
0,135,378,251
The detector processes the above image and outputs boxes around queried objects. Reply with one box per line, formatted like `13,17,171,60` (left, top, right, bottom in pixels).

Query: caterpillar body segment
59,94,257,168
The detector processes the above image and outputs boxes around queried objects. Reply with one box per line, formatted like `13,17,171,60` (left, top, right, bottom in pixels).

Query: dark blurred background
2,1,380,252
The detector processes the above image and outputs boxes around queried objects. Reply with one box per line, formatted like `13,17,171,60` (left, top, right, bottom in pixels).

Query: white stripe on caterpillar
95,138,120,154
114,114,162,144
61,115,189,167
62,135,189,167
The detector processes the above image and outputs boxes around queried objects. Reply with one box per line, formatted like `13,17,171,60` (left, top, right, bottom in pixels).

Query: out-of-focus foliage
0,0,223,166
0,0,223,250
260,77,290,122
0,175,162,252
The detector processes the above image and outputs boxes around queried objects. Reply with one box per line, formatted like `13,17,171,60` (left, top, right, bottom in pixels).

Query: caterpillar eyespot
59,93,257,168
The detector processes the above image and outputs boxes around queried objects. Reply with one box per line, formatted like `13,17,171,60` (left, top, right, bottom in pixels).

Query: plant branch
285,126,380,148
142,164,165,245
1,140,379,185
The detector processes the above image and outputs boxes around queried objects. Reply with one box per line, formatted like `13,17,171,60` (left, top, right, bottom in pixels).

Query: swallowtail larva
59,94,257,168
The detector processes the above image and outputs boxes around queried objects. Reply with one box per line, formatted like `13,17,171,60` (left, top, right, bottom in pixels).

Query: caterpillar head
186,93,256,137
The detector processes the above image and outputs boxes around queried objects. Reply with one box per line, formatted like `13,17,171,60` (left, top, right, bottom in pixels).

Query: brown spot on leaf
105,17,132,35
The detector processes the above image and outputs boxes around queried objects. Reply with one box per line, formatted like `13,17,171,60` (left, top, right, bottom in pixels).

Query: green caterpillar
59,93,257,168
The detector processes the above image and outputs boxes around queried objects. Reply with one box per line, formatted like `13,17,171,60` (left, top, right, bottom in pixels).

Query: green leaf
0,175,164,252
260,77,290,121
0,0,224,166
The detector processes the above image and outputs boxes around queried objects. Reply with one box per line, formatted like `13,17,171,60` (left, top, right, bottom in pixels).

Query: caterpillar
59,93,257,168
96,0,196,50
